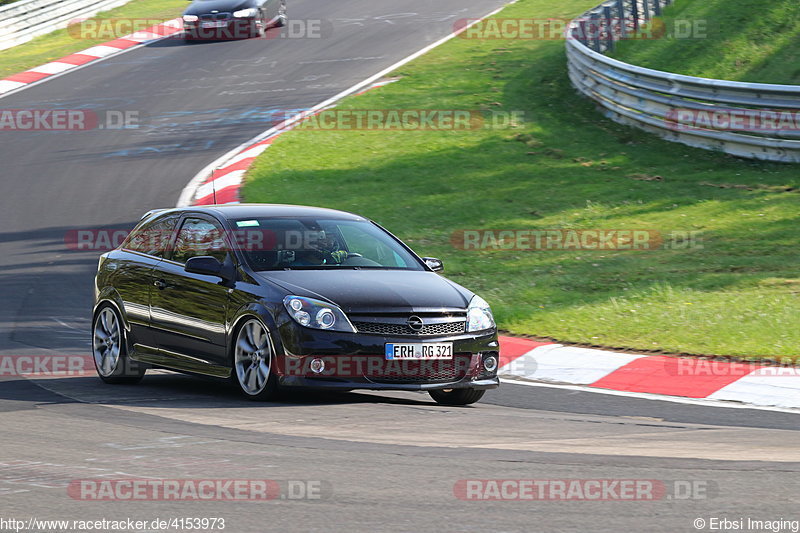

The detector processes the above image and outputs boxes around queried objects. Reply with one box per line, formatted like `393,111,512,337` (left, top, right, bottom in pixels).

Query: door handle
154,279,168,290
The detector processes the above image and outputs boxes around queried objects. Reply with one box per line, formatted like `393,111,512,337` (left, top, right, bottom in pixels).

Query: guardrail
566,0,800,163
0,0,133,51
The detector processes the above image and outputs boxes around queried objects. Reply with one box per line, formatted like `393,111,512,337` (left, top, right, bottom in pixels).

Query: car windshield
233,217,425,271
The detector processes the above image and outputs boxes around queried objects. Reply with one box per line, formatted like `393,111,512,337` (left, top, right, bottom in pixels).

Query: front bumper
279,376,500,391
273,323,500,391
183,18,259,40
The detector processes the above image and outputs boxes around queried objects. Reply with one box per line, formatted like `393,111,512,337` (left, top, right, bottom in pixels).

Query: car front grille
353,320,466,337
199,12,231,21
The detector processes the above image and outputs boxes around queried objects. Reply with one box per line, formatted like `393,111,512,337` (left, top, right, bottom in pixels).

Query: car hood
184,0,250,16
256,270,473,313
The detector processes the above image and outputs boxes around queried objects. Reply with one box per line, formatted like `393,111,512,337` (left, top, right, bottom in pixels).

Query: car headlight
466,295,495,332
233,8,258,18
182,14,199,22
283,296,356,333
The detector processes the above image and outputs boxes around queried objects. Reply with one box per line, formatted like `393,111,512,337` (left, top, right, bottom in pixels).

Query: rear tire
92,305,145,384
429,388,485,406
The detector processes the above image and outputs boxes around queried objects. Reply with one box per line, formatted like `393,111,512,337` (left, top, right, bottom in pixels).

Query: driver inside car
292,231,348,266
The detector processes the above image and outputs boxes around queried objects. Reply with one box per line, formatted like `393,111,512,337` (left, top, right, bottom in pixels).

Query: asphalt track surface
0,1,797,531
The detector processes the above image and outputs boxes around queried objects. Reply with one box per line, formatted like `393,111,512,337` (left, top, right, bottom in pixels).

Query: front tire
232,318,279,401
429,388,485,406
92,305,145,384
255,12,267,38
275,1,287,27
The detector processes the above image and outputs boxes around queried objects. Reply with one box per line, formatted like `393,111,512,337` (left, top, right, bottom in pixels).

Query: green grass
0,0,185,79
611,0,800,83
243,0,800,360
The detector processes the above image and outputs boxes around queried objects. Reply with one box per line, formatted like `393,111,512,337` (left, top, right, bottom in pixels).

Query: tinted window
171,217,228,264
124,215,179,258
232,217,423,271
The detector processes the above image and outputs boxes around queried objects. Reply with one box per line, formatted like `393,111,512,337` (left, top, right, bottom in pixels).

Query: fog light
483,354,498,373
295,311,311,326
310,358,325,374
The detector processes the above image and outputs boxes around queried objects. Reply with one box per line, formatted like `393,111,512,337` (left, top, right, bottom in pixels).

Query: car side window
171,217,228,264
338,224,408,268
124,215,179,258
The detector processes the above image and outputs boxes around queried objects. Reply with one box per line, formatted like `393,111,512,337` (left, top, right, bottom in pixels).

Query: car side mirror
422,257,444,273
185,256,224,277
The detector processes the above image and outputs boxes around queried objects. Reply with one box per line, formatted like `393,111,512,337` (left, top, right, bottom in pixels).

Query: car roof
145,204,367,222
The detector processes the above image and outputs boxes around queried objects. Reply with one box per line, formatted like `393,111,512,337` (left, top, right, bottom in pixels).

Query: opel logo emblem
407,316,424,332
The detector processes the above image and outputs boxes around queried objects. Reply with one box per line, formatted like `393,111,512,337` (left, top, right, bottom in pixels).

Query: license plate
385,343,453,360
201,21,228,28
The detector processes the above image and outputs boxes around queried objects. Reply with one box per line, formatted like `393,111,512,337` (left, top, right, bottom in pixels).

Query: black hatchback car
92,205,499,405
182,0,286,40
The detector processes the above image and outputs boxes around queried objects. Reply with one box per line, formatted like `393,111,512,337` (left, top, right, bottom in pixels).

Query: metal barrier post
591,11,601,52
603,5,614,51
578,19,588,46
616,0,627,39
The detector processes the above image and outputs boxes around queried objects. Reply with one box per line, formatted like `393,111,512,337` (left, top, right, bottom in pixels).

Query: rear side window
124,215,179,258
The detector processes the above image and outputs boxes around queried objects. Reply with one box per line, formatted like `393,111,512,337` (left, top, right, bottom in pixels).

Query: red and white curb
179,80,396,206
498,336,800,411
0,19,183,98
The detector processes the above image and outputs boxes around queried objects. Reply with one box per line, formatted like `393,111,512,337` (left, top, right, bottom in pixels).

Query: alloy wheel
93,307,121,377
234,319,273,395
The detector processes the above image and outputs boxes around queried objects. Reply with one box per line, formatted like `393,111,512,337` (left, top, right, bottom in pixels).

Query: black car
182,0,286,40
92,205,499,405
